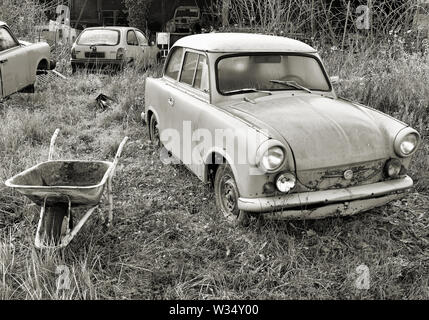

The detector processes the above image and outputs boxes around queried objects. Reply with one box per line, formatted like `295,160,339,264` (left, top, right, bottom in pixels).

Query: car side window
0,27,18,52
127,30,138,46
194,55,209,93
165,47,184,80
179,52,199,86
135,30,148,46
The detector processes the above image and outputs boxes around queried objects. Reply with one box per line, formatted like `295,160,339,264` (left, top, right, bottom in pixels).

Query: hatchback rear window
77,29,120,46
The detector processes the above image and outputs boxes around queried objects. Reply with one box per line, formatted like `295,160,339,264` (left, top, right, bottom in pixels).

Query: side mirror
330,76,340,84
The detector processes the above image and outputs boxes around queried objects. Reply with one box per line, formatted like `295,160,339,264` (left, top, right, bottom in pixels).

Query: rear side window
77,29,120,46
0,27,18,52
165,47,184,80
135,30,148,46
127,30,138,46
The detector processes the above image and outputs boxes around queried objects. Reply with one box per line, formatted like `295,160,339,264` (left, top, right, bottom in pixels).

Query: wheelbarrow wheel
41,205,69,245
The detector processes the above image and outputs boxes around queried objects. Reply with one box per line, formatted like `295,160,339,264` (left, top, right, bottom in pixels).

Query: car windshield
217,54,331,94
175,8,199,18
77,29,120,46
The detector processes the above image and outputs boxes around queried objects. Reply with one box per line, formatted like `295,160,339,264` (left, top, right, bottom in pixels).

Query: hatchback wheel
214,164,249,226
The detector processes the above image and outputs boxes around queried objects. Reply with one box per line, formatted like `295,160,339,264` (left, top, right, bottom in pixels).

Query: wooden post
311,0,314,38
341,0,351,51
222,0,230,28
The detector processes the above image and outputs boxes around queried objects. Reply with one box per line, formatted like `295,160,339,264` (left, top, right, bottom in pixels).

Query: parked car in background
71,26,160,73
0,21,55,99
144,33,420,225
165,6,201,34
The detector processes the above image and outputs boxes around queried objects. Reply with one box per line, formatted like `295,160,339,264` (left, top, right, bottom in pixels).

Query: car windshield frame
215,52,332,96
77,29,120,46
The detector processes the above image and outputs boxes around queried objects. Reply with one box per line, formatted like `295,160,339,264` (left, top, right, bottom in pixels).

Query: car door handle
0,59,8,64
168,97,175,106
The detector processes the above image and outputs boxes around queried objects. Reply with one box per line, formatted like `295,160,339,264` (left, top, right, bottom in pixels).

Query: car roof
173,33,317,53
83,26,137,32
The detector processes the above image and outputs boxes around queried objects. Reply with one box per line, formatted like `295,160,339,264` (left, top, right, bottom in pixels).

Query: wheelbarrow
5,129,128,249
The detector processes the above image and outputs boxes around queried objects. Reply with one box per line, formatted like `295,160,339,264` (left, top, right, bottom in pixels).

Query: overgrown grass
0,46,428,300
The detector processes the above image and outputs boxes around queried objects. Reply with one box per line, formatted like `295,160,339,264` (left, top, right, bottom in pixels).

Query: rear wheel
214,164,249,226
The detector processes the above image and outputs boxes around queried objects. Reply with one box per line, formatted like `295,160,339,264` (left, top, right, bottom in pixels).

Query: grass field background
0,37,428,299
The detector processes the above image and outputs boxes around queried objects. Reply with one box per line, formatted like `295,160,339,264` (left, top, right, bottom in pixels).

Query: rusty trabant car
144,33,420,225
0,21,55,98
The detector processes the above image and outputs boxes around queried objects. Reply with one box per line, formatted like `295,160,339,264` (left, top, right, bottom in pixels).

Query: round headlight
394,130,420,158
385,159,402,178
261,147,285,172
400,133,418,155
276,173,296,193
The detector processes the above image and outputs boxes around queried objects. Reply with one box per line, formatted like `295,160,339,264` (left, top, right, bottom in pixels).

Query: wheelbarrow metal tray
5,160,113,207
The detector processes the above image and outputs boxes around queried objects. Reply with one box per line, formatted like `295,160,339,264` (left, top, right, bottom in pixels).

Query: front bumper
238,176,413,219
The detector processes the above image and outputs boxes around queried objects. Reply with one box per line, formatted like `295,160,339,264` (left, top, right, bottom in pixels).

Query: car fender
202,146,241,184
24,42,51,83
145,105,161,128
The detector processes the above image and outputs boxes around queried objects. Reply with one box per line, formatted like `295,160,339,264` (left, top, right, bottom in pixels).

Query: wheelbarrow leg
107,176,113,228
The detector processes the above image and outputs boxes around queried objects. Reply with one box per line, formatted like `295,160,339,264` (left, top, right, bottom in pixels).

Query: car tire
149,115,161,147
214,164,249,226
19,84,35,93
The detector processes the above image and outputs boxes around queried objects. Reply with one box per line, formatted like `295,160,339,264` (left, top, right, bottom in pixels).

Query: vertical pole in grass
311,0,315,39
342,0,351,51
368,0,373,44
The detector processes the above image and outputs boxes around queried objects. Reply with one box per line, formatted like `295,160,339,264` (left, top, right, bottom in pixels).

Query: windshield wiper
269,80,312,94
223,88,272,95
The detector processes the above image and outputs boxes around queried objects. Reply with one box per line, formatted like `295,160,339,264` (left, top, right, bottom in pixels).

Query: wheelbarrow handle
110,136,129,178
49,128,60,161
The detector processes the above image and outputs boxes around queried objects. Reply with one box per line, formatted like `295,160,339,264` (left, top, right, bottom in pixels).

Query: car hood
224,94,405,171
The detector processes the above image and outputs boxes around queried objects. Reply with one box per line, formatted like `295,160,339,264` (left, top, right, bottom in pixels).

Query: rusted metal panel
298,159,386,191
237,176,413,213
5,160,113,207
263,193,403,220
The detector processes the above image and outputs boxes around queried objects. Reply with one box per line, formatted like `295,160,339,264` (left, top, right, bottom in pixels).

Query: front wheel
214,164,249,226
40,205,69,245
149,115,161,147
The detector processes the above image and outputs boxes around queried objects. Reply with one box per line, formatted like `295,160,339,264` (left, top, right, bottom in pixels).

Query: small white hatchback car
71,26,160,73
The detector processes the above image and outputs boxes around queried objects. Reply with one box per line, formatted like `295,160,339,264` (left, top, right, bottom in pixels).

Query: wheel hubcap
221,175,239,218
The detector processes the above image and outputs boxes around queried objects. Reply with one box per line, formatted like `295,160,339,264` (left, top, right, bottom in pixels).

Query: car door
125,29,141,65
165,50,211,179
0,26,30,97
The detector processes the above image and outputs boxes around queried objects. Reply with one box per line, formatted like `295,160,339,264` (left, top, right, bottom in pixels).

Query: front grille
85,52,105,58
297,159,386,191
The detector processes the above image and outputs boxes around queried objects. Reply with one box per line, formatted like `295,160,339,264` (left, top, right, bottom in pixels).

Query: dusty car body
144,33,420,224
71,27,160,73
165,6,201,34
0,21,55,99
